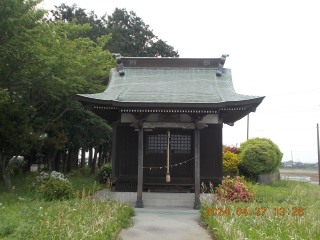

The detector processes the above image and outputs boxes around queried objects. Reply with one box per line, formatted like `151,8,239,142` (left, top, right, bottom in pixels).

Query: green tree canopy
239,138,283,176
0,0,115,190
48,5,179,57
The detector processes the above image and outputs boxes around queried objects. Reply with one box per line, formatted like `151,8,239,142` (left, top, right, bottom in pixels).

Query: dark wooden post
135,124,144,208
194,120,201,209
111,122,117,181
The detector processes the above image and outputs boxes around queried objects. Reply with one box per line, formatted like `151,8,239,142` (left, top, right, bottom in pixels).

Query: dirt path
280,169,319,182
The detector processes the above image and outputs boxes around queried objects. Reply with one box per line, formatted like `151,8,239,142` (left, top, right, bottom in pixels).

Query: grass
200,180,320,240
0,168,135,239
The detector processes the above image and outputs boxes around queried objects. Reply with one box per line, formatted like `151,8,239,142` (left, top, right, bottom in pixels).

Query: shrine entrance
144,128,194,192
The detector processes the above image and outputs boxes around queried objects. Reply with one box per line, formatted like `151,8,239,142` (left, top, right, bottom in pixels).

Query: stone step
143,192,195,200
143,198,194,208
95,190,197,208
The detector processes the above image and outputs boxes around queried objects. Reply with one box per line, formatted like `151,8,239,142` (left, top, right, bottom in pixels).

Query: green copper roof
77,56,264,124
78,68,263,105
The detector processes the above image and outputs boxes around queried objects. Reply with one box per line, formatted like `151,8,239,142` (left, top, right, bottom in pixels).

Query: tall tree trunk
2,171,11,192
47,153,52,172
97,145,103,169
54,151,61,172
62,150,66,174
107,151,110,163
66,148,72,173
81,148,86,176
88,148,93,167
106,144,110,163
31,149,36,169
90,147,98,175
47,151,57,172
72,148,79,169
23,154,30,172
1,155,18,192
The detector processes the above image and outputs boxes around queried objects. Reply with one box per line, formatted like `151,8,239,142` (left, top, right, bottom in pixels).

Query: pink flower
237,176,240,179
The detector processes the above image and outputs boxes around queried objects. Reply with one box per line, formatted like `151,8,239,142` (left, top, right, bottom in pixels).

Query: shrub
42,177,73,201
214,176,255,203
11,165,21,175
96,163,112,184
34,171,72,201
223,145,239,154
223,151,241,174
239,138,282,176
36,171,68,183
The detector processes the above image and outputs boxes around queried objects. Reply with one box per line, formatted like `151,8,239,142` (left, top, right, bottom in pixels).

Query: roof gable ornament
113,53,125,76
216,54,229,76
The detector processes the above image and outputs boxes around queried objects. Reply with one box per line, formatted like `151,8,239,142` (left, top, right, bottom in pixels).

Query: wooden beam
194,120,201,209
131,122,208,129
135,124,144,208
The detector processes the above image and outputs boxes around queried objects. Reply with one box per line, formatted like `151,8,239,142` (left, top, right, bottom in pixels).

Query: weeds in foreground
0,170,134,239
0,193,134,239
200,180,320,240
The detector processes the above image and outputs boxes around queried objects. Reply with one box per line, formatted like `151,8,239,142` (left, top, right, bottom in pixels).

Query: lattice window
171,134,191,153
147,133,191,154
148,134,167,153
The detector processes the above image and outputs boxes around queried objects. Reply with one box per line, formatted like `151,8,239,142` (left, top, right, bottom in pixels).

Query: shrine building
77,54,264,209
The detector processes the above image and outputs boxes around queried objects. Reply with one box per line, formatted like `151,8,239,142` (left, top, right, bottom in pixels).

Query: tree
61,109,112,175
239,138,283,177
304,163,310,169
222,151,241,175
0,90,40,191
40,121,68,172
47,3,109,42
106,8,179,57
0,0,115,189
0,0,44,191
48,5,179,57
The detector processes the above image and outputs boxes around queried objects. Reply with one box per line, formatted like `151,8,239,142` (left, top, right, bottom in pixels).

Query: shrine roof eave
76,96,265,109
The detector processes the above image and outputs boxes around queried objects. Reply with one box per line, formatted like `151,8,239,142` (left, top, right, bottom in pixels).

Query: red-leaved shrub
223,146,239,154
214,176,255,203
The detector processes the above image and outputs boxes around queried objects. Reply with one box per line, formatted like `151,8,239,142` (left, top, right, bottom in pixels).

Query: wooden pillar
111,122,117,181
194,120,201,209
135,125,144,208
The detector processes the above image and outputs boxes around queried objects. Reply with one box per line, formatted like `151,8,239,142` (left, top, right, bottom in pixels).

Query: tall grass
0,169,134,239
200,180,320,240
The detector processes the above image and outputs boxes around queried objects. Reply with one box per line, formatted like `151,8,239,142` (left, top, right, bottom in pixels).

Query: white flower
0,203,2,206
40,207,42,210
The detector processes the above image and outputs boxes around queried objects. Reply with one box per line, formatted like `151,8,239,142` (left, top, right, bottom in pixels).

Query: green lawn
0,170,134,240
200,180,320,240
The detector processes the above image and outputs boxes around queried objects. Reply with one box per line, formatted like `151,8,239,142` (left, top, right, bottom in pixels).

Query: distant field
280,168,319,182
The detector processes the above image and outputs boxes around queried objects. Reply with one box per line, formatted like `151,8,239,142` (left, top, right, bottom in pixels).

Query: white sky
40,0,320,163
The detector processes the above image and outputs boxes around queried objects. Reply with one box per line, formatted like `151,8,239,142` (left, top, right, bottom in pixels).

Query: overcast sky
40,0,320,163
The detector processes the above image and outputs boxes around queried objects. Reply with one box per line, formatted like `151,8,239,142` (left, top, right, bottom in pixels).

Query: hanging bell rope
139,156,197,169
166,129,171,182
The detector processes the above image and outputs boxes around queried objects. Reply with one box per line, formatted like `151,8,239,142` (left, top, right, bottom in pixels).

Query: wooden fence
258,172,280,184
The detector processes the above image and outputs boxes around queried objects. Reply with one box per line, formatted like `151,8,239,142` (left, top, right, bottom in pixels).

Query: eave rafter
89,106,248,113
